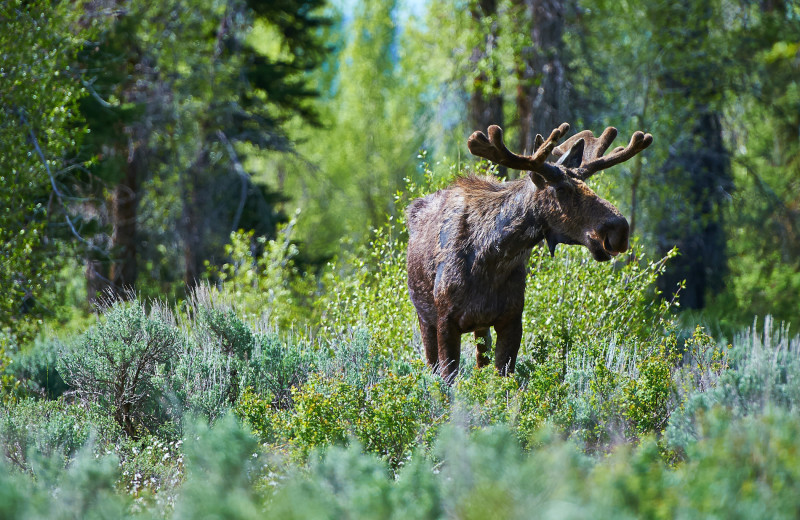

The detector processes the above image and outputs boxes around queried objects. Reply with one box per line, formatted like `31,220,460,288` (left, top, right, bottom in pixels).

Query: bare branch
20,109,96,248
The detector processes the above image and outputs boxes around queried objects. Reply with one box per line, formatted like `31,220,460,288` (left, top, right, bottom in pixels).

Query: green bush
57,298,181,437
167,289,255,424
279,373,366,459
667,317,799,453
316,221,419,358
206,218,318,329
356,368,448,469
270,360,447,469
0,398,121,473
243,331,318,409
9,336,68,400
172,414,263,520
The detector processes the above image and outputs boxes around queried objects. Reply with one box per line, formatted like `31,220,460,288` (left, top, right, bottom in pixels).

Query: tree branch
20,109,105,253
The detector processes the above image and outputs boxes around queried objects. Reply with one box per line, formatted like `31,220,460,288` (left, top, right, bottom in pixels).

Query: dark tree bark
108,142,144,295
648,0,732,310
468,0,504,137
514,0,569,160
657,110,731,309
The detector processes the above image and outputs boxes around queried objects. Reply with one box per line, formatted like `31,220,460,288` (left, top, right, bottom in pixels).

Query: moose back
406,122,653,382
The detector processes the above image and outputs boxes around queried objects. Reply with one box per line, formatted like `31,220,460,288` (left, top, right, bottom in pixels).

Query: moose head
467,123,653,261
406,121,653,382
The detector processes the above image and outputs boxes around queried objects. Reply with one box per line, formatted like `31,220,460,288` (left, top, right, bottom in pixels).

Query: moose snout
599,216,629,255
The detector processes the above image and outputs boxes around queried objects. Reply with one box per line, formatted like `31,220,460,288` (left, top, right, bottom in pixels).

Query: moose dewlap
406,122,653,382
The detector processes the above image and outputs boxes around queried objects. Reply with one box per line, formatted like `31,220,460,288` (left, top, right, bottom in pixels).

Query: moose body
407,122,653,381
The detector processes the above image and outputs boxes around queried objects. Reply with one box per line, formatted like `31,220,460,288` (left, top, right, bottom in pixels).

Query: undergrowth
1,175,798,518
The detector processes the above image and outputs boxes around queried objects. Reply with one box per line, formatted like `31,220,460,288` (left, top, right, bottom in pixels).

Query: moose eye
554,183,572,196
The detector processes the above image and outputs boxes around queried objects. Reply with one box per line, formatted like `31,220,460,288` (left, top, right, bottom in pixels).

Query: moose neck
463,175,548,272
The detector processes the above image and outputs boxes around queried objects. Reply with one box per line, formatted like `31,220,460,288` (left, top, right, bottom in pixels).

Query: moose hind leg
437,318,462,383
494,316,523,376
418,317,438,368
474,328,492,368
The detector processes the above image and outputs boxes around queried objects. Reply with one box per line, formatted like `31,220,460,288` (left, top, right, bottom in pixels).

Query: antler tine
467,129,507,165
553,127,618,163
530,123,570,164
486,125,539,170
468,124,569,184
581,131,654,178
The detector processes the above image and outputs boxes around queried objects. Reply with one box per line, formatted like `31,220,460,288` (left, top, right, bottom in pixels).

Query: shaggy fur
407,171,629,381
407,123,653,382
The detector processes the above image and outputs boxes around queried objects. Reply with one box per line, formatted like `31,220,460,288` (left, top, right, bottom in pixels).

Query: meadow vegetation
2,0,799,517
2,174,800,518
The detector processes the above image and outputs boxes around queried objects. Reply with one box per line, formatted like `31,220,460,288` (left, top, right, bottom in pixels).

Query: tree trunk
108,143,142,296
515,0,568,159
657,110,731,309
468,0,504,142
182,157,204,290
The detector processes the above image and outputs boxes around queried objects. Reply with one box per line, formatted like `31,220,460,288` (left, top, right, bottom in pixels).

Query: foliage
166,289,254,425
0,0,89,342
8,336,68,400
57,298,181,437
315,220,418,357
115,435,184,514
172,414,263,520
270,363,447,470
0,398,120,474
206,216,317,328
667,316,800,454
271,0,429,259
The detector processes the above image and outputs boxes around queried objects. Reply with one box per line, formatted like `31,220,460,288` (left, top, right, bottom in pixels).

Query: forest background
3,0,798,339
1,0,800,517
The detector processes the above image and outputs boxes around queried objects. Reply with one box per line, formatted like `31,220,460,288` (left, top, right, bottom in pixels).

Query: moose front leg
436,317,462,383
474,328,492,368
494,316,522,376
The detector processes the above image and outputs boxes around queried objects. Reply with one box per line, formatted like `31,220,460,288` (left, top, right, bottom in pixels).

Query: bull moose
406,122,653,382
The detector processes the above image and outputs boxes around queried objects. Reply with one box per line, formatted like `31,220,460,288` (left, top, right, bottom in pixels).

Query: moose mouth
586,234,622,262
546,229,626,261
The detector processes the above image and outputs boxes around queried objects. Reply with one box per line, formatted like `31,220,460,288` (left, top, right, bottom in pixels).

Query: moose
406,121,653,382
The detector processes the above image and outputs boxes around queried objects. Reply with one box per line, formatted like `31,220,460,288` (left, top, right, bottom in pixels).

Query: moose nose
601,217,629,254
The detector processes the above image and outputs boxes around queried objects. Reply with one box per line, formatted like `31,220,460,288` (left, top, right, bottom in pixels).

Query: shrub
454,366,521,429
116,435,184,514
57,298,181,437
167,289,255,424
356,368,448,469
280,374,365,459
316,222,419,359
207,217,317,329
172,414,263,520
243,331,317,409
9,336,67,400
0,398,120,473
667,317,798,453
273,361,447,469
316,328,387,387
522,242,677,356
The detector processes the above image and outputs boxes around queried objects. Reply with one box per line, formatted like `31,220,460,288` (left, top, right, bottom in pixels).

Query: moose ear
529,171,548,189
555,138,585,169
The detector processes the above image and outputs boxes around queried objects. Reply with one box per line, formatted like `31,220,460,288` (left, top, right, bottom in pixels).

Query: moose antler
468,123,570,184
552,127,653,180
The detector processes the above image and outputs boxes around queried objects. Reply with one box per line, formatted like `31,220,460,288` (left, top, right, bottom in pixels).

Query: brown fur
407,123,651,382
